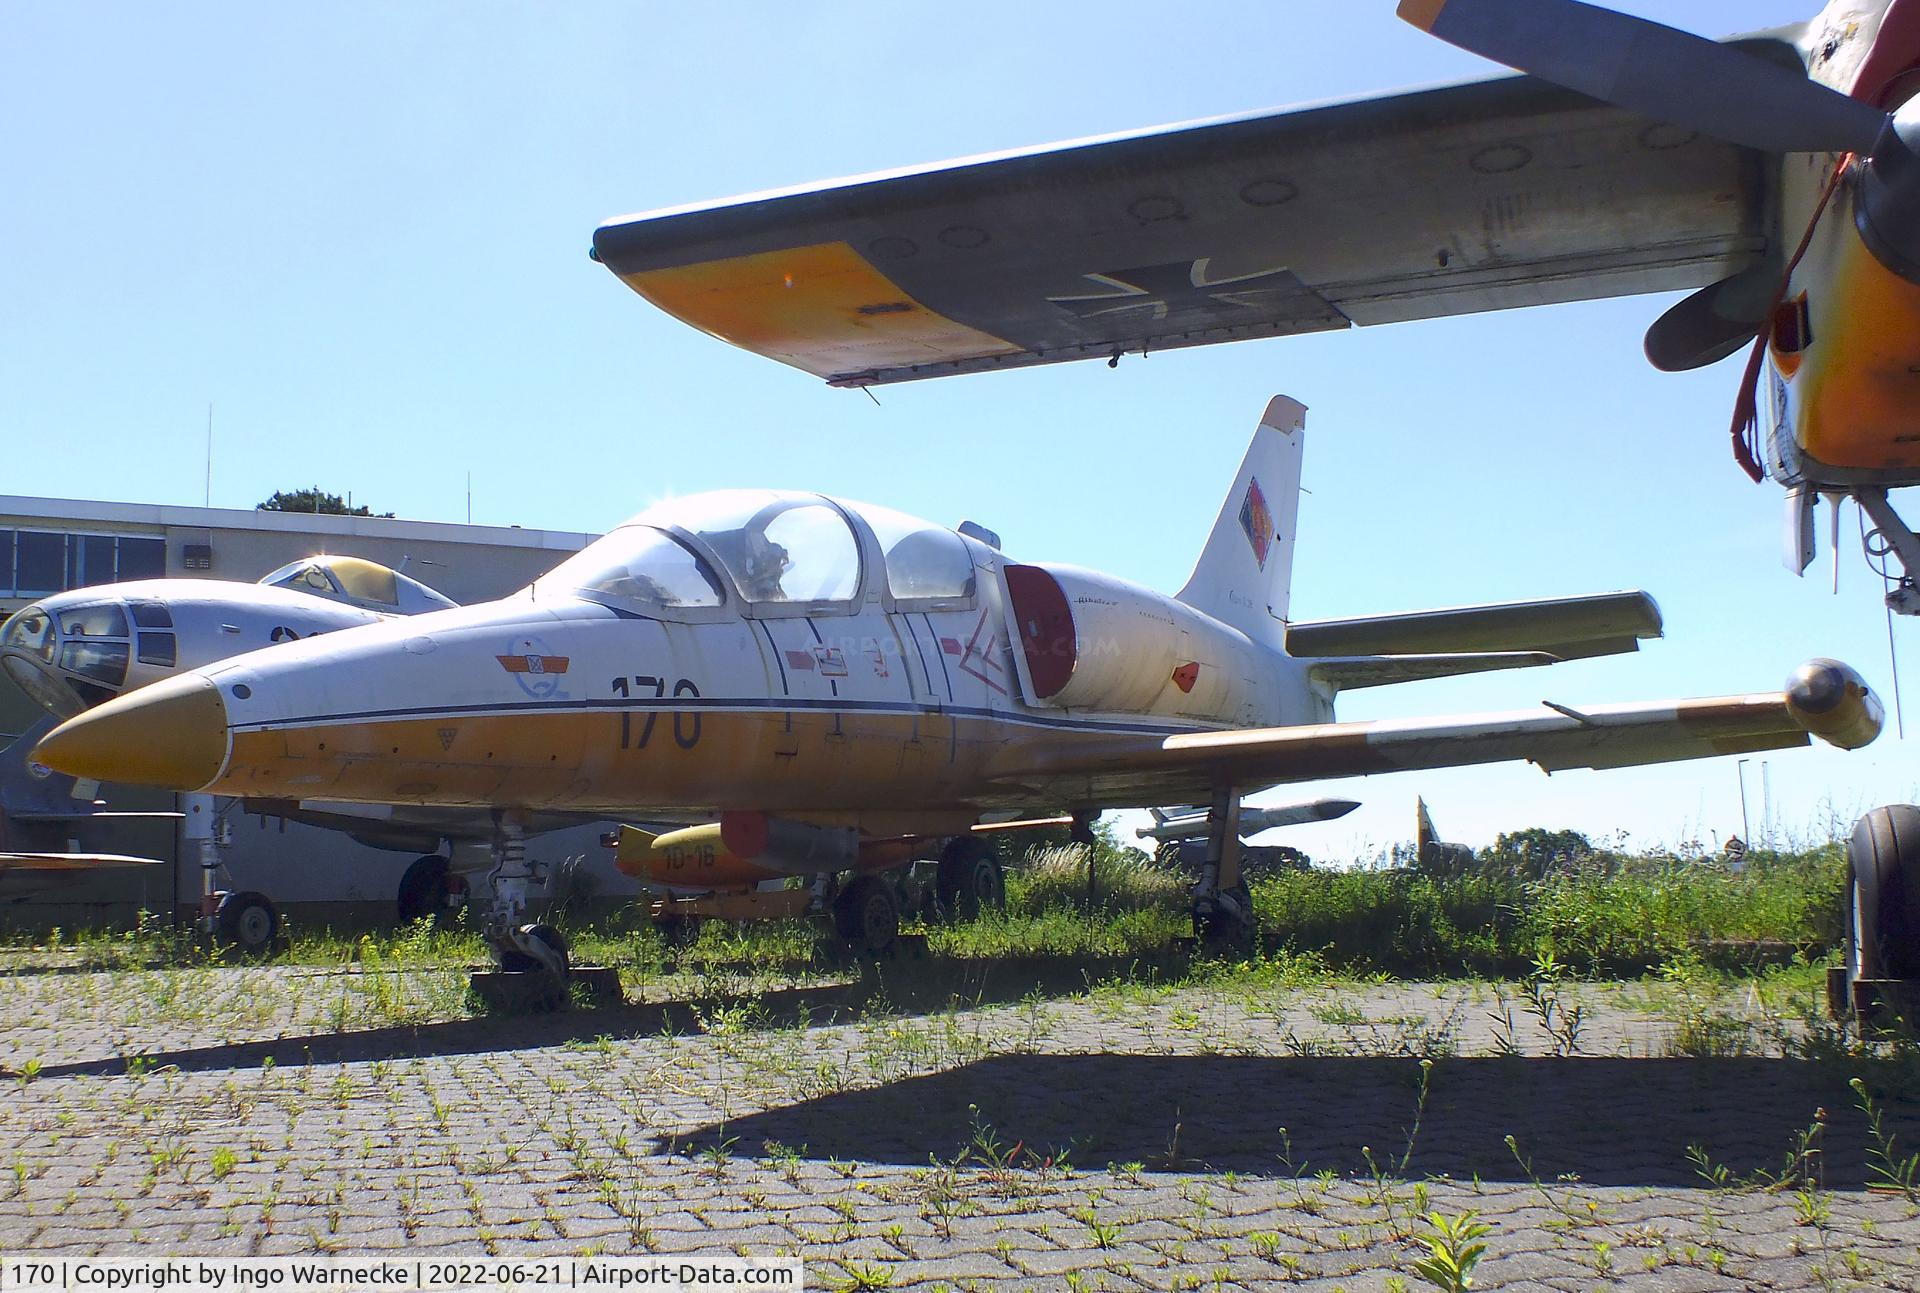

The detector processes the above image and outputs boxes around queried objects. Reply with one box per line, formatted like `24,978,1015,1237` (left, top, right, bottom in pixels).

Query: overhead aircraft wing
592,40,1795,386
990,682,1863,810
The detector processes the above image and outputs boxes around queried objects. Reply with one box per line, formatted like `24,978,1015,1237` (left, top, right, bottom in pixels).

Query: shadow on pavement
18,953,1180,1078
676,1052,1919,1189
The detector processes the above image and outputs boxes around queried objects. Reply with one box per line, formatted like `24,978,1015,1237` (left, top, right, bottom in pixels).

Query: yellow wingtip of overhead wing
1397,0,1448,32
618,241,1022,380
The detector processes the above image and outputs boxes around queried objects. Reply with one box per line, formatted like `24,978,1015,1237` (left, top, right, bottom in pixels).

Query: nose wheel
500,922,570,977
472,819,573,1008
213,889,280,957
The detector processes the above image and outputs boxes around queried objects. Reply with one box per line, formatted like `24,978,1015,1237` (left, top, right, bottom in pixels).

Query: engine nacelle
1004,563,1247,717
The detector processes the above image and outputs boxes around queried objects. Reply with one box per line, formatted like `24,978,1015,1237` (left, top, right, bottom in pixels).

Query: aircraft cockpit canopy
537,490,975,615
0,599,147,718
259,556,456,615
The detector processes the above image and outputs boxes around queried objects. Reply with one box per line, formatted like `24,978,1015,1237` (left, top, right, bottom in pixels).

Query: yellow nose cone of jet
33,673,230,790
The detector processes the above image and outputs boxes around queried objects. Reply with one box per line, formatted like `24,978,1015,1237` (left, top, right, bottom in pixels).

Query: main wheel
395,854,451,924
1192,881,1253,952
1847,805,1920,981
834,876,900,953
214,890,279,956
936,836,1005,920
499,922,571,977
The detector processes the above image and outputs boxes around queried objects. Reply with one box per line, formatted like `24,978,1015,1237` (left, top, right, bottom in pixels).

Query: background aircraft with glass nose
0,554,537,935
32,397,1885,973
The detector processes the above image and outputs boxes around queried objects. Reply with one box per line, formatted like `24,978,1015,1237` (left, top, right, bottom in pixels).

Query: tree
257,487,393,518
1477,827,1595,879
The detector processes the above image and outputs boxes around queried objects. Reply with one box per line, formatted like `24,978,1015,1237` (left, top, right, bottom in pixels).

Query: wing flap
594,47,1791,385
1307,650,1558,692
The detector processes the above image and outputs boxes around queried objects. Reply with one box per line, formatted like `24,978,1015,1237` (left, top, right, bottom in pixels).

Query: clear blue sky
3,1,1913,856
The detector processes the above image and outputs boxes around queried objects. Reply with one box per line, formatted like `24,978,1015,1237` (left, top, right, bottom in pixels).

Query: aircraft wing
0,852,163,871
591,41,1795,387
991,688,1845,810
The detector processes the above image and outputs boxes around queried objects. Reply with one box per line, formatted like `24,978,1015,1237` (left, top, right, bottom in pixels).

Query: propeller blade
1399,0,1888,154
1643,262,1778,372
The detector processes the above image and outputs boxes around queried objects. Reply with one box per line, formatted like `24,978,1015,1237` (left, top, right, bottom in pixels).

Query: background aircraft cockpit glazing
259,555,457,615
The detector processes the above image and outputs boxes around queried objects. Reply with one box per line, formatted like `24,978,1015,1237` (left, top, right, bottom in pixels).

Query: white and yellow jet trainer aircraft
31,397,1884,978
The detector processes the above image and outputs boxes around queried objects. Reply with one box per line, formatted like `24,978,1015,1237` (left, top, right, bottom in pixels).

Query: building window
1,531,169,597
16,533,64,596
118,537,166,581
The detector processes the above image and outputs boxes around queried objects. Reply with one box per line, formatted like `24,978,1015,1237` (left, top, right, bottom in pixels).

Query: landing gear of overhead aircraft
213,890,279,956
833,875,901,953
935,835,1005,920
1190,788,1256,949
395,853,461,925
1831,805,1920,1024
1858,491,1920,618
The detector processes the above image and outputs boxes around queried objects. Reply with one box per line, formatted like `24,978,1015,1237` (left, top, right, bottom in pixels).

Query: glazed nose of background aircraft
0,596,151,718
32,671,230,790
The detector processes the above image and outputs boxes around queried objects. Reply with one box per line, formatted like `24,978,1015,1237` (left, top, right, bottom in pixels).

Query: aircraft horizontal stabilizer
1286,591,1660,662
1307,651,1558,693
995,660,1879,810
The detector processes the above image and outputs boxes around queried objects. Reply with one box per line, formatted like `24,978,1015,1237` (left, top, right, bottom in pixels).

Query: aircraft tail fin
1415,796,1439,856
1175,395,1305,649
612,824,659,880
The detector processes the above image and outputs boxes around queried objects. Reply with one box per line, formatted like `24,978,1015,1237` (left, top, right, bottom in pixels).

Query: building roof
0,495,595,552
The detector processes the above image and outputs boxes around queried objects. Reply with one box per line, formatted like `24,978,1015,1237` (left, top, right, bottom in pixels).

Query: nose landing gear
468,818,576,1011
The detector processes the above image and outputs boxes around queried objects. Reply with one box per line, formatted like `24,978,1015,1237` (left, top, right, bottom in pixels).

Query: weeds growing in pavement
1851,1076,1919,1201
1408,1210,1492,1293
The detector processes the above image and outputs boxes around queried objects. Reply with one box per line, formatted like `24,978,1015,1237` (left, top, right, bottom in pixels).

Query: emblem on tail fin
1238,478,1273,570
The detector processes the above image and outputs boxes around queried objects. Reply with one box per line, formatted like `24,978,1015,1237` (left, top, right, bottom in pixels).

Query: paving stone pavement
0,960,1916,1291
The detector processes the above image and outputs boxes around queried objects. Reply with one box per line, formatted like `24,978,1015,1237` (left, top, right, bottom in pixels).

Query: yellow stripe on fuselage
213,707,1108,815
617,241,1022,380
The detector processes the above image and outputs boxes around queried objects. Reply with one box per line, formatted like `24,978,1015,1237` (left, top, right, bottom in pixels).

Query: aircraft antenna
1887,602,1906,740
1862,504,1908,738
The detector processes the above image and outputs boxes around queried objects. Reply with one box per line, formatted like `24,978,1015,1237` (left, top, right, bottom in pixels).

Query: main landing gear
395,853,468,925
1856,490,1920,617
1831,804,1920,1024
1189,787,1254,948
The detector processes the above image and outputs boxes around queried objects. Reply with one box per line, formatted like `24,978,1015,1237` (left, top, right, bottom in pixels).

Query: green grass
0,840,1852,984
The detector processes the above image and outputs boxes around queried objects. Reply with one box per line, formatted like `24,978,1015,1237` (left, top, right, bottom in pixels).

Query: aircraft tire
500,922,571,977
1192,881,1254,952
215,891,279,957
1847,805,1920,982
834,876,899,952
395,854,451,925
936,836,1004,921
